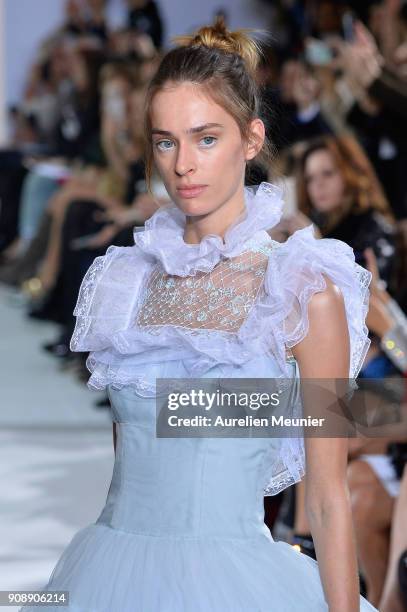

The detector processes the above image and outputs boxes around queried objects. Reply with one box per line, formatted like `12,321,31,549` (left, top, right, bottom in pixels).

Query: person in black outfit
334,19,407,220
296,134,397,287
127,0,164,49
54,47,106,163
265,58,333,153
40,158,153,361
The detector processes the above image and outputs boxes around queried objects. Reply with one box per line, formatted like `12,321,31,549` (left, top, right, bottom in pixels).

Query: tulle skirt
19,521,377,611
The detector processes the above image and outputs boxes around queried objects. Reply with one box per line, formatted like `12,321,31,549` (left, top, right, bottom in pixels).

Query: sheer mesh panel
135,245,295,361
136,250,269,333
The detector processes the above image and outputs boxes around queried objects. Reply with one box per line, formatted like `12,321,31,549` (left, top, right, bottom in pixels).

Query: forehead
305,148,335,169
149,81,236,131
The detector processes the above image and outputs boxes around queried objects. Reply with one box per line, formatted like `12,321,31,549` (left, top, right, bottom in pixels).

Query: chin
173,196,213,217
315,201,335,213
178,204,211,217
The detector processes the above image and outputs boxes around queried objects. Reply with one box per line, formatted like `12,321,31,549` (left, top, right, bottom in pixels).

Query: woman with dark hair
20,18,377,611
296,133,397,286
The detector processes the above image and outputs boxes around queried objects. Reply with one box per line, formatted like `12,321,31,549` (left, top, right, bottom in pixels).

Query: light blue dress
20,183,378,611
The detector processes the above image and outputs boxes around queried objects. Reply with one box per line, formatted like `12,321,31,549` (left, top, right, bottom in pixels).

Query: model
20,17,378,612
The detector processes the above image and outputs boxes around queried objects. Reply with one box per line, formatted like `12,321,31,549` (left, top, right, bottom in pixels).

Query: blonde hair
143,16,275,190
173,16,262,76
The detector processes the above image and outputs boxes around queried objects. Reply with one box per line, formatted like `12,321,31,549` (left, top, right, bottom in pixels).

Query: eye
199,135,217,147
155,139,174,151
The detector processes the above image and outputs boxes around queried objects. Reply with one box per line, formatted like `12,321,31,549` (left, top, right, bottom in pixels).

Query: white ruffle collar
133,182,284,276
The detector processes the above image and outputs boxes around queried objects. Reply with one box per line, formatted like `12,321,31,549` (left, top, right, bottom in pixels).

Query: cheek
152,150,173,176
200,138,245,172
306,180,318,198
332,176,345,197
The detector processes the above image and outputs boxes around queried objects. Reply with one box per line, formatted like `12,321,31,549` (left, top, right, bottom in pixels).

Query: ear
245,118,266,161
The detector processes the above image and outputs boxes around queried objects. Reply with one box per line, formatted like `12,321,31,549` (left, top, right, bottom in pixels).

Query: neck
183,183,246,245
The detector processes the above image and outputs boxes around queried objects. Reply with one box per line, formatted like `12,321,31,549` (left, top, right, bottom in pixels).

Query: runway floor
0,287,114,607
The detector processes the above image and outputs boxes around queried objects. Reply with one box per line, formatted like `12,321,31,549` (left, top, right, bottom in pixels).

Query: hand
394,41,407,63
393,41,407,78
93,206,136,229
85,224,119,249
132,33,157,59
290,211,321,236
131,192,161,220
93,194,160,227
366,293,394,338
364,247,394,336
364,247,391,304
273,212,321,239
353,20,381,57
333,21,384,89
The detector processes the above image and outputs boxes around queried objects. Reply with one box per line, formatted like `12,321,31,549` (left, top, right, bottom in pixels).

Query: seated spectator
275,58,334,150
333,18,407,219
380,464,407,612
295,134,397,286
126,0,164,50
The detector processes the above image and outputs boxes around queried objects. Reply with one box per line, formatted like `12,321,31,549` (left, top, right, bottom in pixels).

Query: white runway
0,287,114,608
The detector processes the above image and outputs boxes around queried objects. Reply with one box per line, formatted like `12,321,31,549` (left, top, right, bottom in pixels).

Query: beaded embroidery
137,246,271,332
135,241,297,361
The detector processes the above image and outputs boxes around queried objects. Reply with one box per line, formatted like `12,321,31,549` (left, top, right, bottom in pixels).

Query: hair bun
173,15,261,75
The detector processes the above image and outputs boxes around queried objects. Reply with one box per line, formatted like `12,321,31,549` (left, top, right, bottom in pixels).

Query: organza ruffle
133,182,284,277
70,222,371,391
281,225,372,378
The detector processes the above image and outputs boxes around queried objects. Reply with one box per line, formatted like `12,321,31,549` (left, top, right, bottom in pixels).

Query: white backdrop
3,0,272,106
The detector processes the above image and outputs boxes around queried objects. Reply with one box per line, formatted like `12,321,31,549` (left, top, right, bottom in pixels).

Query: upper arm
291,275,350,508
291,274,350,378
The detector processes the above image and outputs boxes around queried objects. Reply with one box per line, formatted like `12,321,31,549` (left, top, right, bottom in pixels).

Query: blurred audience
296,134,397,285
1,1,406,608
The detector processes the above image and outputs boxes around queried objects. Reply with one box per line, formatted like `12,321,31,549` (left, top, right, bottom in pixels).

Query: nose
312,175,325,191
174,142,195,177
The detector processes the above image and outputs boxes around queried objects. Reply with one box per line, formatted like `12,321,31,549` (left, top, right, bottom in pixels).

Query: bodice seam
94,520,271,542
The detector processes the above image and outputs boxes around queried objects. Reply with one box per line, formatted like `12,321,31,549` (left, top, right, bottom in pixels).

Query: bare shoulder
296,272,347,341
307,273,346,316
291,273,350,377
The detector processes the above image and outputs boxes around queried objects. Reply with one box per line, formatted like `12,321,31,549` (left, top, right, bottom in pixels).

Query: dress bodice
97,356,296,540
70,181,371,499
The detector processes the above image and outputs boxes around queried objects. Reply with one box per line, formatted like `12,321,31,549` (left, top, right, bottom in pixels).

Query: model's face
149,81,261,217
304,148,345,212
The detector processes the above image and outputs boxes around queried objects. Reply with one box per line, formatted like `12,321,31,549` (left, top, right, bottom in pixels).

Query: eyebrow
151,123,224,136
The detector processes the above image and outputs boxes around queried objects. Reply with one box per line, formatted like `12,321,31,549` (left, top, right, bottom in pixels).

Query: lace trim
70,251,112,352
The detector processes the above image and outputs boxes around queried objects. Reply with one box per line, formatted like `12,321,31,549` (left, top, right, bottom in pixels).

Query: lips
176,185,208,199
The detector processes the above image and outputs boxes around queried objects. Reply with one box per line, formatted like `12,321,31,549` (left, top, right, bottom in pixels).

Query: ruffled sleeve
265,223,372,378
258,224,372,496
70,244,152,353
